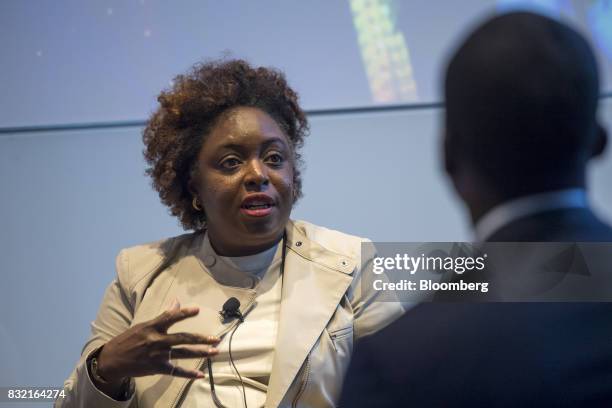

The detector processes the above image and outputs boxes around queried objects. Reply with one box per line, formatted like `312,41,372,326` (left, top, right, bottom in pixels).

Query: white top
183,234,283,408
474,188,588,242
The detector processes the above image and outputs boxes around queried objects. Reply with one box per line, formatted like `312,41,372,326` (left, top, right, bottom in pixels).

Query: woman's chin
240,217,284,237
208,211,289,255
239,214,288,241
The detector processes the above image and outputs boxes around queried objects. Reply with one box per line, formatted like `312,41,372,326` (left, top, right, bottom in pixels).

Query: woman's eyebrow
215,136,288,153
218,143,244,151
262,137,289,149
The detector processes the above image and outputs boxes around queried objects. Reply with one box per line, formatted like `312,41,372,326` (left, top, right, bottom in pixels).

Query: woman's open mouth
240,194,275,217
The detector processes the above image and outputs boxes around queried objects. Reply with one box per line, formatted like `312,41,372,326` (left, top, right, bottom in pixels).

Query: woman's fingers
164,332,221,346
159,344,219,379
96,298,222,381
169,345,220,359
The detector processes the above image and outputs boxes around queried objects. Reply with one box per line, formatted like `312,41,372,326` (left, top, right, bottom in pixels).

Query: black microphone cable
208,312,247,408
207,358,226,408
210,297,247,408
228,315,247,408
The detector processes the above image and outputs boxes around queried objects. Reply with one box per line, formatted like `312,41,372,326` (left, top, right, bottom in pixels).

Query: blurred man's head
444,11,607,223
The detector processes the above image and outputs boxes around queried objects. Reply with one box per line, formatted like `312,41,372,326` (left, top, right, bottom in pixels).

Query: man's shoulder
489,207,612,242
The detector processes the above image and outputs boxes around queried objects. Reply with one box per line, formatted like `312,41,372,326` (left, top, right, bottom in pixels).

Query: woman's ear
590,123,608,159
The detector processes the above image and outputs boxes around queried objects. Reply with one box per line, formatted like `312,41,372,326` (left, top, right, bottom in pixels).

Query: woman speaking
57,59,403,408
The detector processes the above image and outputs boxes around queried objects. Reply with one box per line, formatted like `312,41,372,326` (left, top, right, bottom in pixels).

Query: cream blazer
56,220,404,407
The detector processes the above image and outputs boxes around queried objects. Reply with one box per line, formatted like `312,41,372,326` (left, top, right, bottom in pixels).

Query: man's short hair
444,11,600,189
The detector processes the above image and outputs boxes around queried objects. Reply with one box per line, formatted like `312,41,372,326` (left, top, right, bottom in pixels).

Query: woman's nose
244,159,269,189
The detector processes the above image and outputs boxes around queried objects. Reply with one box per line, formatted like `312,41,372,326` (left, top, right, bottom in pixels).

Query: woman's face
193,106,295,256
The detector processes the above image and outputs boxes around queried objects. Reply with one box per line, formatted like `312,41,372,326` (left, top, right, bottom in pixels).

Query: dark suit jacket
340,208,612,407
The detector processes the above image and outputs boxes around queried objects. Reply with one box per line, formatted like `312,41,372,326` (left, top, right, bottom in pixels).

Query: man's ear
591,123,608,159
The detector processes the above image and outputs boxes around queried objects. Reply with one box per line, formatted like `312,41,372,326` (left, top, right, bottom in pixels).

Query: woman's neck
208,232,284,257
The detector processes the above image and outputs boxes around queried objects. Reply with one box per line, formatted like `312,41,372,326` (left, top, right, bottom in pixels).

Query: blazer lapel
265,221,356,407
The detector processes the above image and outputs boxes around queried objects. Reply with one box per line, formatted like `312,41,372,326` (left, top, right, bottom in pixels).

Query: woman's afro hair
142,59,309,231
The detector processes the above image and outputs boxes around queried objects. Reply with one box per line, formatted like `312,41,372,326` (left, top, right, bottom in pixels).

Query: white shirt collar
217,244,278,276
197,232,280,288
474,188,588,242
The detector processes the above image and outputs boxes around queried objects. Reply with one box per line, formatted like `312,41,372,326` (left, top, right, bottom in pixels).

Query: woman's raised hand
96,299,220,383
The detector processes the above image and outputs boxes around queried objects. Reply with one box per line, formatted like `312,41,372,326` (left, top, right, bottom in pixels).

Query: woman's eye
265,153,284,165
220,157,241,169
